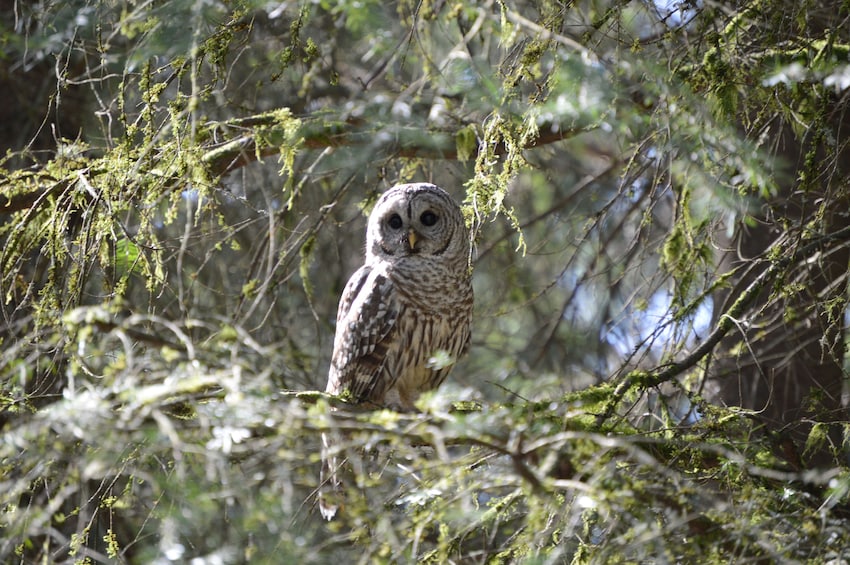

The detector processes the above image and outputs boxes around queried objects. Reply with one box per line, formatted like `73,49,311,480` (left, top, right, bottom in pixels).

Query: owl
319,182,474,520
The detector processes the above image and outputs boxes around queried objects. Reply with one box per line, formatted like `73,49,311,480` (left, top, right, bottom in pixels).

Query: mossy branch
202,110,582,176
1,108,583,215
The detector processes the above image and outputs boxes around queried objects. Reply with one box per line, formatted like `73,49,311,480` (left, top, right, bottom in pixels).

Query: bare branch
596,224,850,425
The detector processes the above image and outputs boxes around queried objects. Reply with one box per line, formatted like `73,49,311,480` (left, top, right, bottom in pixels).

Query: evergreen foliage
3,0,850,562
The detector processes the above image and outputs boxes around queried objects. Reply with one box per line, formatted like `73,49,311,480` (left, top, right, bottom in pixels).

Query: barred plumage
319,182,474,520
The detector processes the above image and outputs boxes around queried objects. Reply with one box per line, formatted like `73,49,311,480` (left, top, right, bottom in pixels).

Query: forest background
3,0,850,562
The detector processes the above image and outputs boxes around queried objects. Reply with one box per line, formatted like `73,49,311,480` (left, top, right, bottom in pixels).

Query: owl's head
366,183,469,264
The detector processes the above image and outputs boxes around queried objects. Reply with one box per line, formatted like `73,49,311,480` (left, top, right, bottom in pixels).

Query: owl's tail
319,432,343,520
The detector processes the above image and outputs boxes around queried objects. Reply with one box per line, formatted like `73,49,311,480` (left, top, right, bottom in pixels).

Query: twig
595,223,850,425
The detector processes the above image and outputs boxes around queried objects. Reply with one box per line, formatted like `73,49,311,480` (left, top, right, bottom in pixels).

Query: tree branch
202,110,584,176
596,224,850,425
1,109,585,215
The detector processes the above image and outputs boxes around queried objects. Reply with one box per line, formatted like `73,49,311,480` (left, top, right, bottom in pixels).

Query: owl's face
366,183,468,263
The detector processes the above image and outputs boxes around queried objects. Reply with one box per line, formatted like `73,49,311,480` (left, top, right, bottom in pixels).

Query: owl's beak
407,228,418,251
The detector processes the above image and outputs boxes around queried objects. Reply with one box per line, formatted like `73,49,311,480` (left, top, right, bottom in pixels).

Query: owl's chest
380,302,470,405
390,267,473,313
394,304,467,353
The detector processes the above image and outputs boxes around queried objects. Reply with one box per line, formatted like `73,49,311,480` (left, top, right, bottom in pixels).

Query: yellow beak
407,228,418,250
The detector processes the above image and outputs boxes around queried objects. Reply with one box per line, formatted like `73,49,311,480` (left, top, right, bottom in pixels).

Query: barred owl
319,182,474,520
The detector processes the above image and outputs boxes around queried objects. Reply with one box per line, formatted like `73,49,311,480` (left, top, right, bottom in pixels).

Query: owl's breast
380,296,472,409
388,258,473,313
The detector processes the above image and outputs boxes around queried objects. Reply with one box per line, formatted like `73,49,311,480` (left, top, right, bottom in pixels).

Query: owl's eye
420,211,438,227
387,214,403,230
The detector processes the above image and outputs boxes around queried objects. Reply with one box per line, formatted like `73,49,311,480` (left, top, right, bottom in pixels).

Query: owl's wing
327,264,398,402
